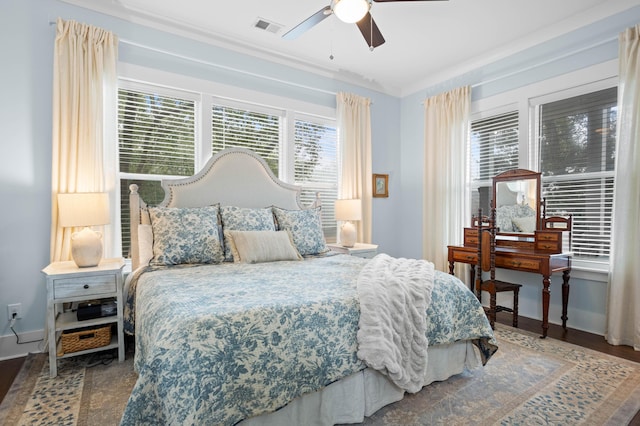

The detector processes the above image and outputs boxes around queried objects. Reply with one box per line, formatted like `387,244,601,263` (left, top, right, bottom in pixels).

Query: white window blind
118,88,197,256
211,104,280,175
470,111,519,182
294,118,338,237
119,88,195,177
470,111,519,214
538,87,617,259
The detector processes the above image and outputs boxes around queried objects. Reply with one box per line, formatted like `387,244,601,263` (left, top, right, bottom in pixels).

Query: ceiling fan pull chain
330,20,335,60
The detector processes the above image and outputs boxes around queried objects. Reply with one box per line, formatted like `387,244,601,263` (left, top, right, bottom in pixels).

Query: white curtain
606,24,640,351
50,18,118,262
423,86,471,274
336,92,373,244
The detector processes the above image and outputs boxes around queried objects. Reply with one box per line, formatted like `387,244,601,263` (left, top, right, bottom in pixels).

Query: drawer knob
83,284,89,289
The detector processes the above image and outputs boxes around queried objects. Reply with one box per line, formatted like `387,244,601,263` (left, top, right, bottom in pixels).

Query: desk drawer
464,228,479,246
496,257,540,272
535,230,562,252
536,241,562,252
53,275,117,299
452,250,477,264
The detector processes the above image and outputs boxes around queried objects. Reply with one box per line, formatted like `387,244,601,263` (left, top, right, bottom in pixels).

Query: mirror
492,169,541,235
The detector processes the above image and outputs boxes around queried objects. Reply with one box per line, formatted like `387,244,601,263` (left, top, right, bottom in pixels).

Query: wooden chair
475,208,522,329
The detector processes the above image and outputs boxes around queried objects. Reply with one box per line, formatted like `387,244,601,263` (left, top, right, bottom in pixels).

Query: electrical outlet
7,303,21,321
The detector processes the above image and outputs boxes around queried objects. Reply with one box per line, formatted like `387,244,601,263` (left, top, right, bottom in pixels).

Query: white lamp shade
58,193,110,228
58,193,109,267
335,199,361,247
335,199,362,221
331,0,370,23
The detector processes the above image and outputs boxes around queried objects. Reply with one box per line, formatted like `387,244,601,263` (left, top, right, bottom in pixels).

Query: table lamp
57,193,109,267
335,199,362,248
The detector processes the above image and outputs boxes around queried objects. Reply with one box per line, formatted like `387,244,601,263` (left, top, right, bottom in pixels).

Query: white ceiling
67,0,634,96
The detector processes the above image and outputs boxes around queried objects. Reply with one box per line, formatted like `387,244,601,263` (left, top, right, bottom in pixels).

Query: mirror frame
492,169,542,236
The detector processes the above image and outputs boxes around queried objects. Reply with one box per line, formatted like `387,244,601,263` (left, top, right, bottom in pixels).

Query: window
293,116,338,237
211,104,281,174
469,84,617,266
470,110,519,215
118,87,197,256
536,87,617,261
117,81,338,257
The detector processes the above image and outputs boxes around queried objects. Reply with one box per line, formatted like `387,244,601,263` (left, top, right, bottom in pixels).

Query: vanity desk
447,169,572,338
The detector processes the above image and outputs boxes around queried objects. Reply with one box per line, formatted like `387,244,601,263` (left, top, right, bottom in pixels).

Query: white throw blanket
356,253,435,393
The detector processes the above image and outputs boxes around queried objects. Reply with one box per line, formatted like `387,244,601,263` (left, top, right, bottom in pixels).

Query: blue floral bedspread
120,255,496,425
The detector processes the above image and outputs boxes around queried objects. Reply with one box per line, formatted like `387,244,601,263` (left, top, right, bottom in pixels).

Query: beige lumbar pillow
224,230,302,264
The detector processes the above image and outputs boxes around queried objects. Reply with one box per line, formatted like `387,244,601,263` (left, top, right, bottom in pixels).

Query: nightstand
327,243,378,259
42,258,125,377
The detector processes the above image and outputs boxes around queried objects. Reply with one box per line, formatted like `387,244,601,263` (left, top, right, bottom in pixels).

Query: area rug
1,325,639,426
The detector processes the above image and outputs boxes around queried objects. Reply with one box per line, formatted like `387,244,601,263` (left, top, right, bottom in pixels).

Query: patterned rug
1,325,639,426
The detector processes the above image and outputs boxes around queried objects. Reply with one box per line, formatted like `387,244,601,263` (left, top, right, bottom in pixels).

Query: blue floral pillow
148,205,224,265
272,206,328,256
220,206,276,261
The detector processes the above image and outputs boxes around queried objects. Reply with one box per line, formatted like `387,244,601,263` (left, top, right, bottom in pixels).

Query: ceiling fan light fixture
331,0,371,24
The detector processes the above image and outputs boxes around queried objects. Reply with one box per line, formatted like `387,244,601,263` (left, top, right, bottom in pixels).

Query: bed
120,148,497,425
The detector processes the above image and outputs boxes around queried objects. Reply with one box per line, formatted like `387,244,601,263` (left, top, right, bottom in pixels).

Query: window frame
470,60,618,276
113,63,338,257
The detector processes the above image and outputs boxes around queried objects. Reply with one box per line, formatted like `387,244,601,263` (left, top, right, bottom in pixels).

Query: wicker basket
58,325,111,356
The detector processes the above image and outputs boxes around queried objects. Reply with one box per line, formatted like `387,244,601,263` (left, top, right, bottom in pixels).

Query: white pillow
225,230,302,264
138,224,153,267
512,216,537,233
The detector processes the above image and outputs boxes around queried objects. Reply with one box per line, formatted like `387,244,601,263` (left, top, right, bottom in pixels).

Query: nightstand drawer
53,275,117,299
353,250,377,259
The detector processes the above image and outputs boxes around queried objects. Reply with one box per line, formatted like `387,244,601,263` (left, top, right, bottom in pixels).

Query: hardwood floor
1,316,639,424
0,356,25,403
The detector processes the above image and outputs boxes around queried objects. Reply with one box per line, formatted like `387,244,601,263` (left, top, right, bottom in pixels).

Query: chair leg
512,288,520,328
489,292,496,329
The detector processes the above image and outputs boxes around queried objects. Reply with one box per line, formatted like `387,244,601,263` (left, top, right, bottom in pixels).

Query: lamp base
340,221,357,248
71,227,103,268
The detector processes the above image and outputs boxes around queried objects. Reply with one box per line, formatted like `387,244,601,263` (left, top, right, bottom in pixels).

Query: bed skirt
240,340,481,425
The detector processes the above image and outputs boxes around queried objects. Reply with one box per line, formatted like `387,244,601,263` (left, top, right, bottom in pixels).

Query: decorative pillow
512,216,537,233
495,204,536,233
138,224,154,267
220,206,277,261
225,230,302,264
148,205,224,265
495,209,515,232
272,206,328,256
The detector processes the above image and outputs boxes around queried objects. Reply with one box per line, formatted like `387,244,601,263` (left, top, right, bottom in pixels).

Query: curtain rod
49,20,337,97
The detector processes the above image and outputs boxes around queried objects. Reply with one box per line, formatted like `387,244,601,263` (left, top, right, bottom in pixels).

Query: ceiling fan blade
356,13,385,48
282,6,332,40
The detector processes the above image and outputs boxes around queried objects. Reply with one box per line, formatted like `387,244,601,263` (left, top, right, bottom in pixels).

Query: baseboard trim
0,329,45,361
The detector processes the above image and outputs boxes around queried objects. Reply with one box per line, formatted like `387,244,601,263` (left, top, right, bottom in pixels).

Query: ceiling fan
282,0,448,50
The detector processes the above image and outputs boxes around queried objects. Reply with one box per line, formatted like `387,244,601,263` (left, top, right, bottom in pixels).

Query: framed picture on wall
373,174,389,198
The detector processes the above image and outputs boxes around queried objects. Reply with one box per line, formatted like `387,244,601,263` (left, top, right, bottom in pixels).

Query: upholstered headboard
129,147,318,269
